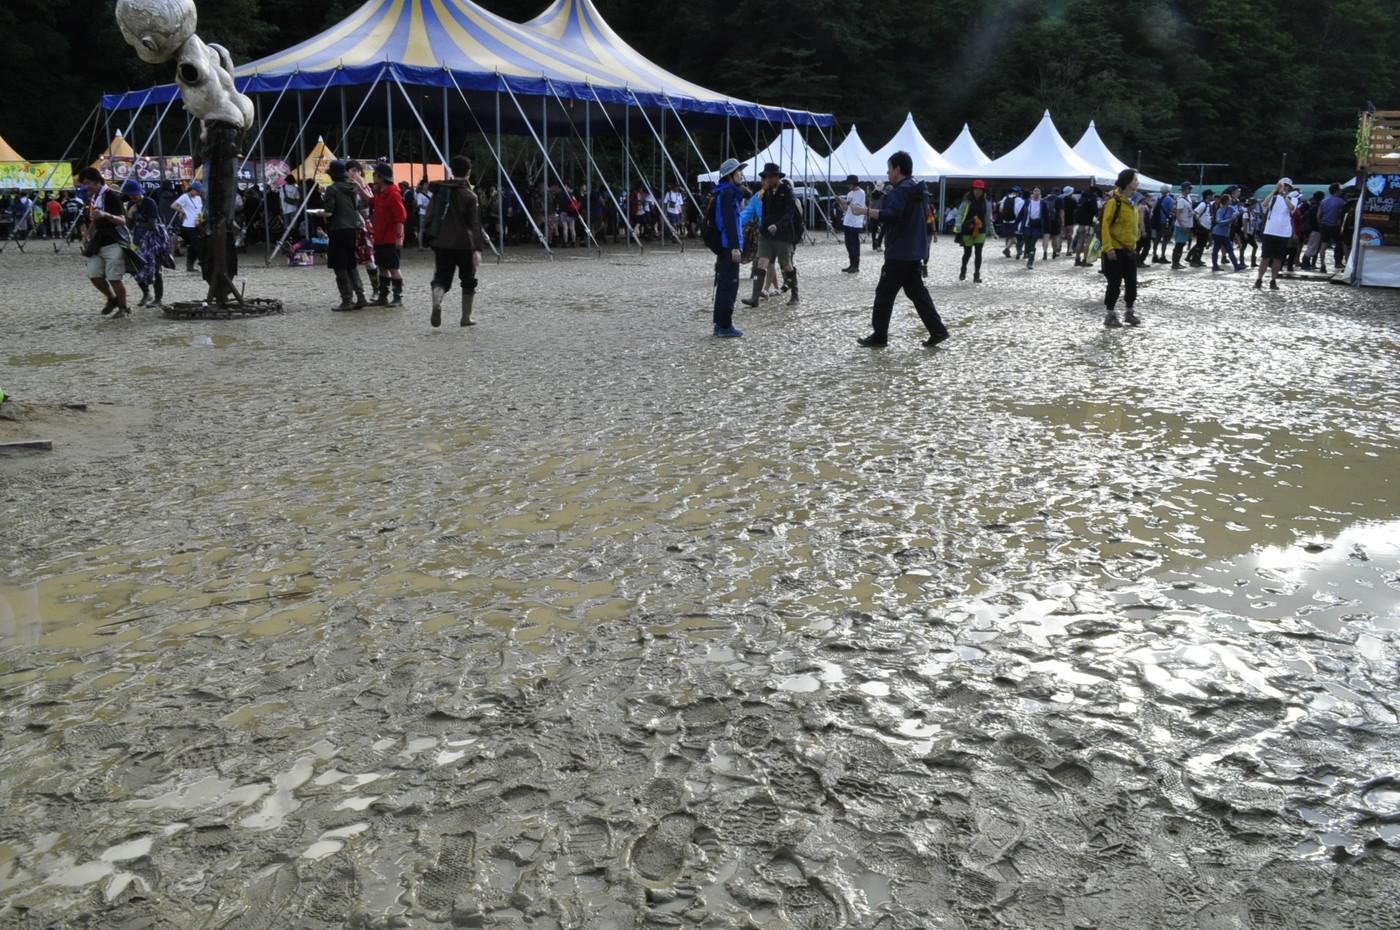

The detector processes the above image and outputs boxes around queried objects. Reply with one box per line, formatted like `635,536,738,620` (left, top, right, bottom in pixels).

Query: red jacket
371,185,406,245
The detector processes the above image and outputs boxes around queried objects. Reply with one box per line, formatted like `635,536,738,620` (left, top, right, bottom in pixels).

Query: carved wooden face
115,0,197,65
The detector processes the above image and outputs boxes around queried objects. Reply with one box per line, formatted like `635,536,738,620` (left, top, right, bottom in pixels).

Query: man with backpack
1000,187,1024,258
740,163,802,308
426,155,485,328
1151,185,1175,263
706,158,747,338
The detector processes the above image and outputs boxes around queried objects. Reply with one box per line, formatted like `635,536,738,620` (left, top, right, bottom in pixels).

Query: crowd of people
7,145,1363,334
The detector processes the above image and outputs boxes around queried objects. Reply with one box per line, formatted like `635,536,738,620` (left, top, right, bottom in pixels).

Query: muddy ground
2,235,1400,929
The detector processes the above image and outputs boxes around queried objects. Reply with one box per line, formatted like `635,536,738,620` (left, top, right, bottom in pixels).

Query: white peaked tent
1072,121,1168,191
954,110,1106,183
943,124,991,170
823,126,886,181
695,129,823,183
870,113,963,180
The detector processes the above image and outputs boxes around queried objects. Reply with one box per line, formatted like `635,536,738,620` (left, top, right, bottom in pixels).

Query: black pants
431,247,477,294
1187,225,1209,263
843,226,861,268
713,254,739,328
871,259,946,339
180,226,200,270
1103,251,1137,311
960,242,984,275
870,221,884,250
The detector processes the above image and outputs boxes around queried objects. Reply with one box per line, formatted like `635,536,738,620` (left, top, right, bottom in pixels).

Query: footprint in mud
781,878,847,930
563,816,612,868
997,732,1058,769
417,833,477,912
628,813,696,887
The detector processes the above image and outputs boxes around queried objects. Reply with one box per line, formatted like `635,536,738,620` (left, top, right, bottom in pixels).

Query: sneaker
1104,311,1123,328
137,294,151,307
1233,264,1246,272
922,331,950,347
856,334,888,347
100,297,119,315
1124,309,1141,326
714,325,743,338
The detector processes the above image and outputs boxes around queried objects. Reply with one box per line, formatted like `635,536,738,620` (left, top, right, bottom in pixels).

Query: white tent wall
946,111,1107,185
943,124,991,170
824,126,886,182
1071,121,1168,192
869,113,964,180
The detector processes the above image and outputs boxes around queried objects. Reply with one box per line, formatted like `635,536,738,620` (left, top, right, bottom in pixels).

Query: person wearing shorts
77,167,131,317
370,162,406,306
1255,178,1296,291
741,163,801,307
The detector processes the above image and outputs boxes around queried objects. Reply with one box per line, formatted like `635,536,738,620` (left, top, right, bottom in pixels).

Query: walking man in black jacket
849,151,950,348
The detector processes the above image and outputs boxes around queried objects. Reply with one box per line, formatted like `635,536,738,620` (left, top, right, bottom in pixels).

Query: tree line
2,0,1395,185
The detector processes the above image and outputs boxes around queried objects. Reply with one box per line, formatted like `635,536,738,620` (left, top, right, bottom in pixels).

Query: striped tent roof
102,0,830,128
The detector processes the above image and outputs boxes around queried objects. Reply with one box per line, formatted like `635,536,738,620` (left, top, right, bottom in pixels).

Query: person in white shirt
662,185,684,244
415,182,431,249
1171,181,1195,268
1255,178,1297,291
172,182,205,272
837,174,865,273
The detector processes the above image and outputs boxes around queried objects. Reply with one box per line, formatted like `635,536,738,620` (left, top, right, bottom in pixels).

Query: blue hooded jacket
873,177,928,261
713,181,745,252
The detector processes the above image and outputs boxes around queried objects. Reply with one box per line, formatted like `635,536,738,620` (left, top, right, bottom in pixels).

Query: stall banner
235,158,293,187
1360,172,1400,247
0,162,73,190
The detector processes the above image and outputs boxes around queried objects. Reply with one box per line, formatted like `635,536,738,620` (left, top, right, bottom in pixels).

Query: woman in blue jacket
1210,194,1244,272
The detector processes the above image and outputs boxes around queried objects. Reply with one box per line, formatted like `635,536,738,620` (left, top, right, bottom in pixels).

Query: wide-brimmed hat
716,157,745,180
1278,177,1294,188
120,179,145,197
1063,186,1074,195
843,174,859,185
971,179,986,190
1159,184,1171,194
759,162,785,179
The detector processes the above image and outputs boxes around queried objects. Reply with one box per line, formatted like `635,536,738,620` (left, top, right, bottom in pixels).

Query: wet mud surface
2,240,1400,927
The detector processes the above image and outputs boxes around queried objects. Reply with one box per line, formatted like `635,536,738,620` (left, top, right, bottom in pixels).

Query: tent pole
625,105,631,250
543,95,550,256
340,87,348,154
585,97,594,251
496,89,504,261
387,80,394,164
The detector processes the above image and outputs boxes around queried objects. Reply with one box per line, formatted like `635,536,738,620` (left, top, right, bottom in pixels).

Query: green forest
2,0,1397,184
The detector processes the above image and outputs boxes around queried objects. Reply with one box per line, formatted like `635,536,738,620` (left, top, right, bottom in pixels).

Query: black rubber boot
740,270,763,308
460,290,475,326
370,282,389,306
785,268,798,305
430,285,444,327
333,270,354,311
388,278,403,307
349,269,368,309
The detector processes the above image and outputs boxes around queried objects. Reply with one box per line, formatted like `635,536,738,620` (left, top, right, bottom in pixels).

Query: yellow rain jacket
1101,189,1139,252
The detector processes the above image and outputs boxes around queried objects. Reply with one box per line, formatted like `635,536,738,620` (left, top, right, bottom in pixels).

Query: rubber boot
366,265,380,297
333,270,354,310
370,282,389,306
460,290,475,327
349,268,368,309
430,285,445,327
785,268,799,305
740,270,763,308
388,278,403,307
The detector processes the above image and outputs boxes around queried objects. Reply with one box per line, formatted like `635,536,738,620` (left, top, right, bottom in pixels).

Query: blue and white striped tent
101,0,832,131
